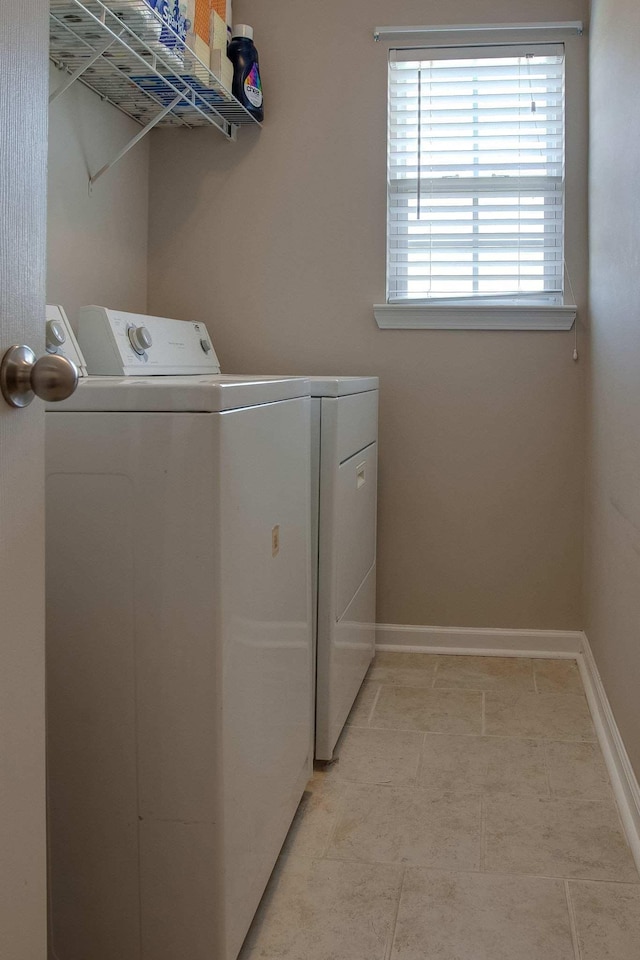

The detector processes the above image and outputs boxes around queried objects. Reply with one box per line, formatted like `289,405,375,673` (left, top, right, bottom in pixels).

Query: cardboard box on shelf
192,0,213,41
184,0,214,82
185,0,213,46
210,10,227,51
210,47,234,92
189,34,210,67
211,0,231,29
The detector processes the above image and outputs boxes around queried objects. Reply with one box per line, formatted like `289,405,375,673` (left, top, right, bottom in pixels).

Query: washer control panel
77,306,221,376
45,305,88,377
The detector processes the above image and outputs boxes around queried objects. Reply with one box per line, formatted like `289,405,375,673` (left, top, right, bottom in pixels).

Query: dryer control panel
77,306,221,376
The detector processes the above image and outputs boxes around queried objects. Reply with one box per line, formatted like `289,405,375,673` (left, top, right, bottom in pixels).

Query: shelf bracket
89,92,184,189
49,30,125,104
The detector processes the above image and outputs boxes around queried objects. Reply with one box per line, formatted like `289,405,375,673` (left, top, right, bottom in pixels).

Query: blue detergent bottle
228,24,263,122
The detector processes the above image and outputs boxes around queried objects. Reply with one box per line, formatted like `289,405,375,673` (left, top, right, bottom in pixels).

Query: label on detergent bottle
244,63,263,108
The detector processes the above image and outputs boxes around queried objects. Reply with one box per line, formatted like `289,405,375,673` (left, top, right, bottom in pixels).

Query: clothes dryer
308,376,379,761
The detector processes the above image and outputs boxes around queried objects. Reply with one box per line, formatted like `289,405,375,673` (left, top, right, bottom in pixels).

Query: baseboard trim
375,622,640,875
578,632,640,873
376,623,583,658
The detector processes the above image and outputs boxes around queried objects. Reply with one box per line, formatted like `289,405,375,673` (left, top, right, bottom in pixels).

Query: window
386,44,566,312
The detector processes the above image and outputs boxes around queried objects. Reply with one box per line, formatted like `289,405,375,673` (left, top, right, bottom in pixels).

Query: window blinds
387,44,565,304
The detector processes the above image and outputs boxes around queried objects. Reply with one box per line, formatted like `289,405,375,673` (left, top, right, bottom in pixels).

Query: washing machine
309,376,379,761
45,308,313,960
45,303,87,374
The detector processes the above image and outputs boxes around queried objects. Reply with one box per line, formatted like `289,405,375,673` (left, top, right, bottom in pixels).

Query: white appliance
309,376,379,761
45,308,313,960
45,304,88,376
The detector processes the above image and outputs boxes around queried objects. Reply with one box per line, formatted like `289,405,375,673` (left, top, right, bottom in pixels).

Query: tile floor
239,653,640,960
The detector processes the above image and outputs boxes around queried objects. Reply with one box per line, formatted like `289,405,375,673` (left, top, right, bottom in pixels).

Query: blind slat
389,274,561,283
389,244,565,253
389,263,563,273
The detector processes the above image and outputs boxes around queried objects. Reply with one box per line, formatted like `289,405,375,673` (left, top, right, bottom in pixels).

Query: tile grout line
414,731,427,784
542,740,554,800
366,679,589,697
564,879,583,960
431,656,440,689
313,773,620,806
319,779,349,860
361,723,598,745
322,785,613,804
366,684,383,727
319,850,640,884
384,866,406,960
321,782,346,860
479,796,486,872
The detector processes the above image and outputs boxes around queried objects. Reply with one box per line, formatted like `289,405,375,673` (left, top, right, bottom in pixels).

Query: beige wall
47,64,149,324
585,0,640,775
148,0,589,629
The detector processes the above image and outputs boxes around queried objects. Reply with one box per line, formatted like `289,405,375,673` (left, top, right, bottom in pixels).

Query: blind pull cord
565,261,579,361
417,66,423,220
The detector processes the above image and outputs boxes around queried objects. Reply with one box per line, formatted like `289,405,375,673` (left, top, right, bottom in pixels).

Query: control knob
46,319,67,353
128,325,152,356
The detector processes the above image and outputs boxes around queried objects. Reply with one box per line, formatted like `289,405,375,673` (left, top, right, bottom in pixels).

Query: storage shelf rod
51,12,196,131
90,92,183,187
49,28,125,104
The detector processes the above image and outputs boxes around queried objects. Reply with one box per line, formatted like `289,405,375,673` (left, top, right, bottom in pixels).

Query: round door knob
1,345,79,409
46,319,67,353
128,325,152,355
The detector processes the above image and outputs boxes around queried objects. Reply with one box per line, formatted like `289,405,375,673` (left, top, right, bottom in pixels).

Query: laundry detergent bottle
228,24,263,122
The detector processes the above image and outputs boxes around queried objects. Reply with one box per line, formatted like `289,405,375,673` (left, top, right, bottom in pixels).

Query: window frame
376,39,577,331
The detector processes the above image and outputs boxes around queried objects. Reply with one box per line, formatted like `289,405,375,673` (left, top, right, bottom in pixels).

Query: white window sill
374,303,577,331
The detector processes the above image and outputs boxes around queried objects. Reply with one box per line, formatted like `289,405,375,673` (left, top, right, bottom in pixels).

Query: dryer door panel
315,563,376,760
336,391,378,465
336,441,377,620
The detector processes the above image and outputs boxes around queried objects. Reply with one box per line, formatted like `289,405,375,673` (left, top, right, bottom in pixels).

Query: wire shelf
49,0,259,137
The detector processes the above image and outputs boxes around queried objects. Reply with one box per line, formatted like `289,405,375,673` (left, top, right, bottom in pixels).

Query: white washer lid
46,374,310,413
302,376,379,398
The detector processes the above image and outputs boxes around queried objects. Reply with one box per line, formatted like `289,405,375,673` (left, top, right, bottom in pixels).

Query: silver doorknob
1,345,79,409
